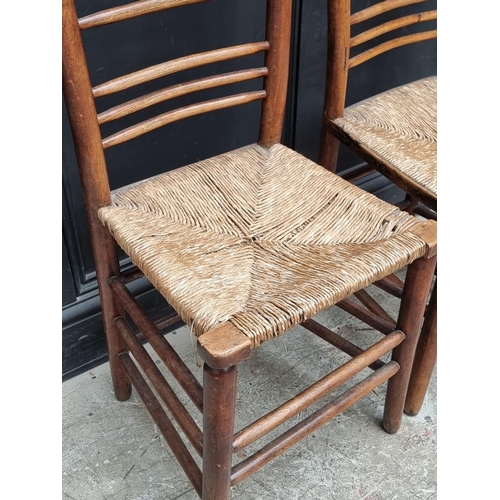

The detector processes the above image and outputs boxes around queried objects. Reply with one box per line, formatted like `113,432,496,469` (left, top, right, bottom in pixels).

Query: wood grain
351,0,428,25
233,331,404,452
197,322,252,370
349,31,437,68
354,288,395,324
102,91,266,148
374,274,404,298
258,0,293,146
318,0,350,170
404,282,437,415
336,297,396,335
231,361,400,486
301,319,386,371
109,276,203,411
63,0,131,400
383,255,436,433
98,68,268,124
79,0,207,30
351,11,437,47
115,317,203,456
202,365,237,500
92,42,269,98
119,352,202,496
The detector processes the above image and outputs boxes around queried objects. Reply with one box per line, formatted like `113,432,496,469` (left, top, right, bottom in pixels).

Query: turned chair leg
404,282,437,416
202,364,238,500
383,255,437,434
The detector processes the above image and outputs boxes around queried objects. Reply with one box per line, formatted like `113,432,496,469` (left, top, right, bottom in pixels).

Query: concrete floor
62,282,436,500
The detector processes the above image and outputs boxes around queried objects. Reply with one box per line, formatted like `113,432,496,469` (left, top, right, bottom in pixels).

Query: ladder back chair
319,0,437,416
62,0,437,498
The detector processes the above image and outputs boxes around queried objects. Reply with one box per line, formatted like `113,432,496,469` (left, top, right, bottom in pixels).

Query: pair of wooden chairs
62,0,436,498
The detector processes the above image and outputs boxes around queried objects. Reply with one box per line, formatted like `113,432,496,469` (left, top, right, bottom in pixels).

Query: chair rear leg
404,282,437,416
94,226,132,401
101,286,132,401
318,126,341,172
202,364,237,500
383,255,437,434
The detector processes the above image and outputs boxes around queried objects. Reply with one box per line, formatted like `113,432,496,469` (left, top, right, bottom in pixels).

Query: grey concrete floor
62,282,436,500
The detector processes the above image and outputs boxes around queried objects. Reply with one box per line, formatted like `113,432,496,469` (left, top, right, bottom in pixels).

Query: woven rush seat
331,76,437,202
99,143,430,347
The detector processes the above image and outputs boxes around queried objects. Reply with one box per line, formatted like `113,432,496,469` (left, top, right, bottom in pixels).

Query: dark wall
62,0,437,379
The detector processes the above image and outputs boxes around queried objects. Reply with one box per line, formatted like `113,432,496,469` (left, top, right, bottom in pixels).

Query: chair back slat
63,0,292,204
92,42,270,98
349,30,437,68
79,0,207,29
98,68,268,125
102,91,267,148
350,10,437,48
350,0,427,25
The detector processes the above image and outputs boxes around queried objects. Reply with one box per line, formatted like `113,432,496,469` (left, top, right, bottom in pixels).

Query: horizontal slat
354,289,395,324
351,0,428,25
78,0,206,30
231,361,400,486
155,313,183,332
340,164,376,183
301,319,385,371
232,331,403,452
102,90,266,148
98,67,268,124
115,318,203,456
350,10,437,47
92,42,270,97
349,30,437,68
109,277,203,411
118,353,202,497
336,297,396,334
374,274,405,298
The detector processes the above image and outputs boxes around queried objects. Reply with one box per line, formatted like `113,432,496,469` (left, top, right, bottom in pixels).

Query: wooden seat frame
62,1,436,498
319,0,437,416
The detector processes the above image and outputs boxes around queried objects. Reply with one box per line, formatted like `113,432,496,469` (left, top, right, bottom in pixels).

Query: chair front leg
202,363,237,500
404,281,437,416
383,254,437,434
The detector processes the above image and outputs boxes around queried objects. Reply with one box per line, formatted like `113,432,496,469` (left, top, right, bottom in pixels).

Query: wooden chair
62,1,436,498
319,0,437,417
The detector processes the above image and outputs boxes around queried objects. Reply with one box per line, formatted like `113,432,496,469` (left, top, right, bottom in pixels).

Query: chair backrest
319,0,437,170
62,0,292,217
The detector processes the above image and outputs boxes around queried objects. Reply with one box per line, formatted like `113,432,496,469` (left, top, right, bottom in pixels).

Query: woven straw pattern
99,144,429,346
333,76,437,200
